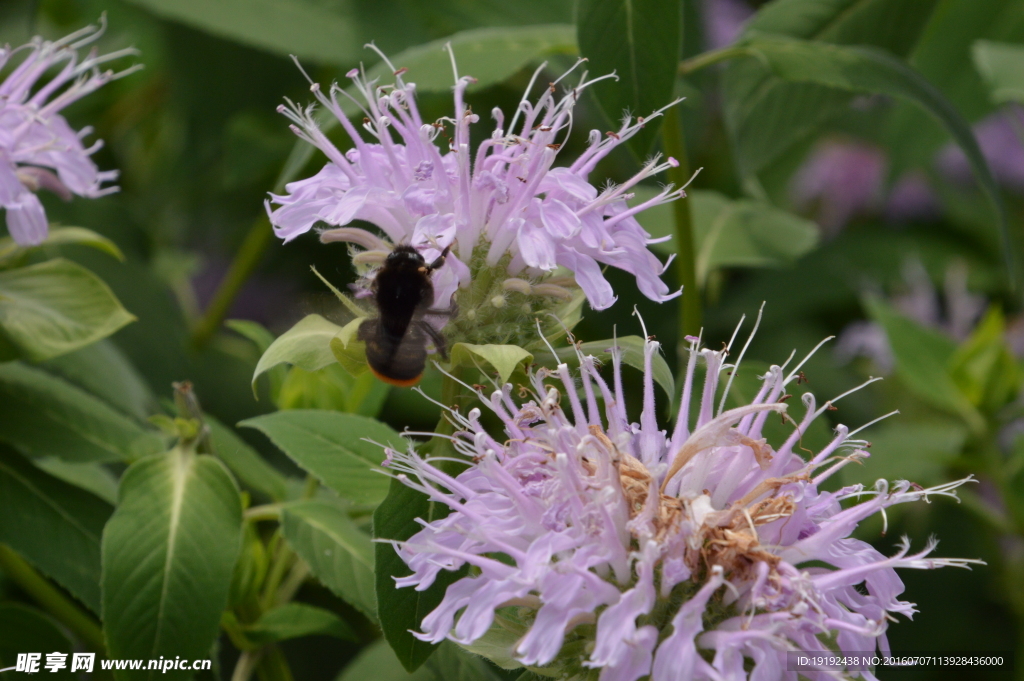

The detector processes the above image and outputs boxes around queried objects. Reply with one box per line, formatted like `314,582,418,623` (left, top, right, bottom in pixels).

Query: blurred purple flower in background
790,107,1024,234
790,139,887,235
938,107,1024,192
268,49,689,314
384,319,978,680
883,171,941,224
0,18,137,245
835,260,1005,373
702,0,753,50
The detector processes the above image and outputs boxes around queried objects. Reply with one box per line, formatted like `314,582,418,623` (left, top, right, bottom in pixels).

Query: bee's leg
426,243,452,271
416,320,449,360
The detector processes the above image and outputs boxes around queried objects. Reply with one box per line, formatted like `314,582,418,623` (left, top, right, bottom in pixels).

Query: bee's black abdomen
359,318,428,386
360,243,448,388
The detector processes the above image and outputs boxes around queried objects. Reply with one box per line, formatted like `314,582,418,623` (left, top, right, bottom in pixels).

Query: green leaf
102,446,243,680
865,297,984,433
252,314,347,397
374,476,467,673
225,319,277,355
278,24,577,191
280,499,376,619
120,0,366,67
692,191,818,281
883,0,1024,176
0,227,125,265
0,604,75,678
240,410,404,505
948,306,1020,414
120,1,570,70
205,414,291,502
330,318,371,377
449,343,533,384
41,340,156,420
277,364,390,417
31,458,119,505
229,319,288,403
723,0,940,176
973,40,1024,104
0,258,136,362
744,0,939,50
424,642,508,681
363,24,576,93
310,266,369,318
576,0,681,157
635,188,819,283
1007,435,1024,531
0,445,112,613
734,37,1011,278
243,602,357,644
0,362,165,463
455,625,524,674
337,638,433,681
532,335,675,403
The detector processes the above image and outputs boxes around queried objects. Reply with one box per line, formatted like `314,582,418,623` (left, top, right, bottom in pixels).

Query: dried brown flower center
586,425,803,579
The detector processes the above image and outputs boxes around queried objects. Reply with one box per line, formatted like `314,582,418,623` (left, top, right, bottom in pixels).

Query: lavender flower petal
385,319,981,678
0,19,135,245
269,50,688,315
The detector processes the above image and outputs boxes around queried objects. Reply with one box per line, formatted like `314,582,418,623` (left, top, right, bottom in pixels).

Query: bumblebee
358,244,452,386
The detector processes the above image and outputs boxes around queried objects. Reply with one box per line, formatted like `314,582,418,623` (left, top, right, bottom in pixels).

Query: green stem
189,128,330,351
678,45,750,76
0,544,106,653
300,473,320,500
231,650,263,681
244,503,285,522
259,532,295,612
274,561,310,607
662,110,701,349
255,645,294,681
191,215,273,350
221,611,256,652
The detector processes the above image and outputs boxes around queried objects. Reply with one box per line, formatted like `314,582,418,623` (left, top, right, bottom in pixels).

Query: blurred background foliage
0,0,1023,678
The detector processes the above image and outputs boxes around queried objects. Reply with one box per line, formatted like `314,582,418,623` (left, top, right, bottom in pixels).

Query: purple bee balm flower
384,314,980,680
267,47,688,316
0,17,138,246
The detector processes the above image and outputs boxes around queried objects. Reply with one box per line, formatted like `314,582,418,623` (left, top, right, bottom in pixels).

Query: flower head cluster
0,18,137,245
268,48,688,346
384,315,979,680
